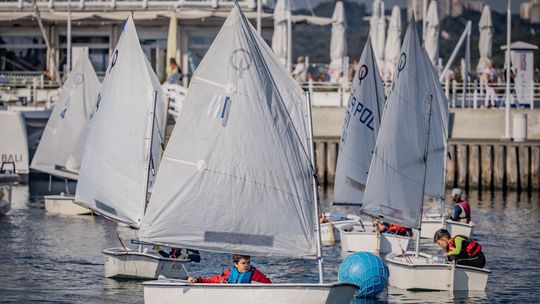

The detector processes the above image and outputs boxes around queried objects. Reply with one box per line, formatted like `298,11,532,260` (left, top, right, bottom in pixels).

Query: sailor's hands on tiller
187,277,198,283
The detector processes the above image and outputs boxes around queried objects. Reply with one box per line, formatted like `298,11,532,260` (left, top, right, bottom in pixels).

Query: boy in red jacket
187,254,272,284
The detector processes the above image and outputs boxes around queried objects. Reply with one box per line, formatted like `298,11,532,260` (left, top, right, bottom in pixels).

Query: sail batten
75,15,166,228
139,6,316,258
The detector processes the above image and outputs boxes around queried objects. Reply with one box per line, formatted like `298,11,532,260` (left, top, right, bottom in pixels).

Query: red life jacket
457,201,471,223
449,235,482,257
387,224,409,236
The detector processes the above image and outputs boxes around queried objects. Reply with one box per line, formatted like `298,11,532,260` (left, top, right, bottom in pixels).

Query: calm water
0,181,538,303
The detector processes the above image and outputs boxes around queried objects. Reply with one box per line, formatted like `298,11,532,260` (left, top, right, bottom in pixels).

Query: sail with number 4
139,6,317,258
31,51,100,181
361,20,436,229
75,15,166,228
333,38,385,206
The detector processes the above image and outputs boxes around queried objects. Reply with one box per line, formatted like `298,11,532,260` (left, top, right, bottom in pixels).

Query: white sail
333,38,385,206
31,51,100,181
139,6,316,258
362,20,434,229
424,53,449,200
75,15,166,228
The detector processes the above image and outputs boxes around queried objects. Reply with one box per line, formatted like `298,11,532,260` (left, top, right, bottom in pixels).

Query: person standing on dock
481,60,498,108
449,188,471,223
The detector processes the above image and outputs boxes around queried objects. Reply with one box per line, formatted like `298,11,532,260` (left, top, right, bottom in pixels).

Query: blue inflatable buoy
338,252,388,297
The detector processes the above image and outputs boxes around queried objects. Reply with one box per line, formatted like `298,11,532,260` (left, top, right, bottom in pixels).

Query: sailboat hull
320,215,361,246
385,251,490,291
421,219,474,239
45,195,92,215
339,224,411,254
103,247,190,280
143,280,358,304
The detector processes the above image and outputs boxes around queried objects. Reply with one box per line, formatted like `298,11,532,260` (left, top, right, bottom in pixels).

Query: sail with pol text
333,38,385,206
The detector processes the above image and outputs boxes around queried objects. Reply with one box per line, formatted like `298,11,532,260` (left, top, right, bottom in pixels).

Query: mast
305,91,324,284
141,90,158,218
416,94,434,257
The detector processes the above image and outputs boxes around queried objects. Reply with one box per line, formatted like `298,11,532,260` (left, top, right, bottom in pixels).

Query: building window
0,36,46,72
59,35,109,72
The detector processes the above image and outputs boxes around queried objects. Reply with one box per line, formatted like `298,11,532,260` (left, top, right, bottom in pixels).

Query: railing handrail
0,0,256,11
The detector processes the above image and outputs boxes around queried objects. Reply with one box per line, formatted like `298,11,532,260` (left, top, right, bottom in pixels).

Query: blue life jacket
227,266,254,283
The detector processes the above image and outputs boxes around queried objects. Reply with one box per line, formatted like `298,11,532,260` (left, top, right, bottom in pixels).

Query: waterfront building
0,0,275,81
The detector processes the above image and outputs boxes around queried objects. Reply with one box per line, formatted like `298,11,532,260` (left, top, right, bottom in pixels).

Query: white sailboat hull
386,252,490,291
320,215,361,246
339,224,411,254
103,247,190,280
143,280,358,304
420,219,474,239
45,195,92,215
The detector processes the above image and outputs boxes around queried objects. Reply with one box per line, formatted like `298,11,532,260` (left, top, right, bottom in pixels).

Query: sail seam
371,152,424,187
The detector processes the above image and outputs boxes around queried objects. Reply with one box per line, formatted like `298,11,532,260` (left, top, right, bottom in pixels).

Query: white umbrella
384,6,402,80
369,0,385,64
329,0,347,83
477,5,493,73
272,0,290,68
166,14,178,66
424,0,439,66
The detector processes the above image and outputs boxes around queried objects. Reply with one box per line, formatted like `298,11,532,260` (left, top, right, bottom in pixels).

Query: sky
292,0,530,13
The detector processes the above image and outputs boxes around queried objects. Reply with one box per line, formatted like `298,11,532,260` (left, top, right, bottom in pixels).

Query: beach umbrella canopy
166,14,178,65
329,1,347,82
369,0,385,64
477,5,493,72
384,6,402,79
272,0,290,67
424,0,439,66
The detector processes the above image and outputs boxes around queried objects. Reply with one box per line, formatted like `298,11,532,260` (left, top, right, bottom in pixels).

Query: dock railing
301,79,540,109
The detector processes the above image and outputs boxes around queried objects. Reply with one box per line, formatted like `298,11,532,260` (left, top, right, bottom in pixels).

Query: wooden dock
314,137,540,191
